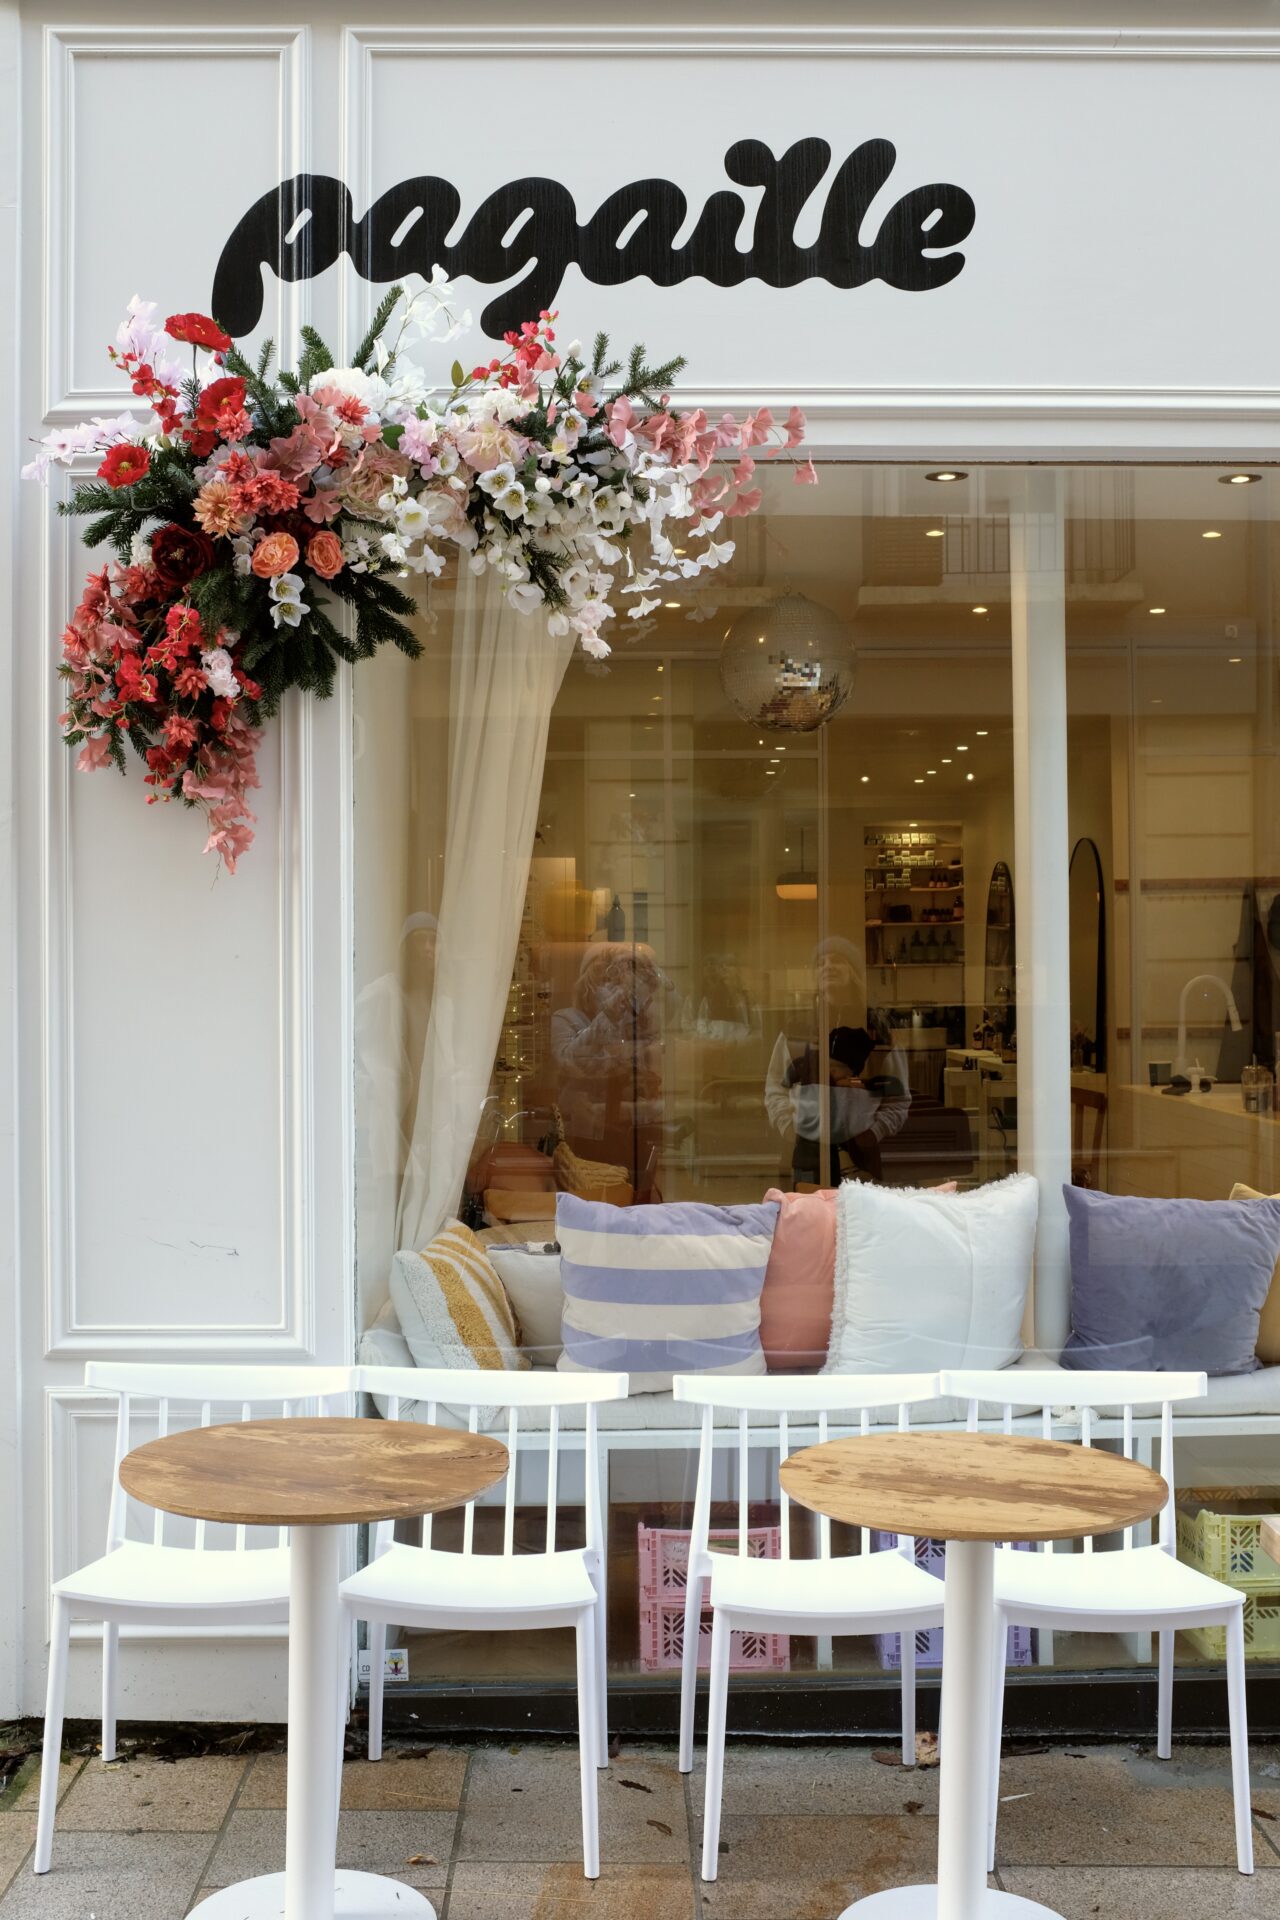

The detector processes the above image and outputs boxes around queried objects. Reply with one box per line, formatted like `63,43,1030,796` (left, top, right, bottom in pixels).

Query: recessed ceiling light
1220,473,1261,484
1202,530,1222,540
784,846,791,853
914,777,925,784
925,471,967,482
673,547,687,555
909,822,919,829
972,605,988,614
1149,606,1166,615
628,792,636,798
860,775,869,784
664,601,681,609
924,528,945,538
1229,655,1243,663
656,664,663,672
766,768,777,775
758,739,764,746
926,769,937,775
957,745,969,752
975,730,989,736
966,772,975,781
942,757,952,764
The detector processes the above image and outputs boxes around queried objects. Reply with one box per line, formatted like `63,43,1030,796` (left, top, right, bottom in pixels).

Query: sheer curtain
396,567,575,1250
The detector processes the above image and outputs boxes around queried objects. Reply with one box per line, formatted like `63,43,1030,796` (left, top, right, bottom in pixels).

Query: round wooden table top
119,1417,509,1528
780,1430,1168,1544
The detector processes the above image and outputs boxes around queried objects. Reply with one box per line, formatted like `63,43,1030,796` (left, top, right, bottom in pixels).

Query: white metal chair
672,1373,949,1883
346,1365,628,1880
36,1361,354,1875
940,1368,1253,1877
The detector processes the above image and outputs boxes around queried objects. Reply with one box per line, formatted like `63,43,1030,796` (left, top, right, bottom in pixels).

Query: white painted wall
4,1,1280,1718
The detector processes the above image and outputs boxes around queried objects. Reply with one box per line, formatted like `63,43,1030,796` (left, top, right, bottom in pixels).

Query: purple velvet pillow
1062,1185,1280,1375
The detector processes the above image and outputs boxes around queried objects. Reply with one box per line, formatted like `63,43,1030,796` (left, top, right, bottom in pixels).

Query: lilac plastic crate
870,1532,1037,1669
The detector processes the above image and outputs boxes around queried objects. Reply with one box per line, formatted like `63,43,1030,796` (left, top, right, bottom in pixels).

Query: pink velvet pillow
760,1188,838,1371
760,1182,958,1372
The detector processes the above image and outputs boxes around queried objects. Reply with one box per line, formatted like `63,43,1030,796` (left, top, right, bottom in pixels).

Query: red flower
166,312,232,351
199,374,246,418
98,444,151,488
150,523,216,589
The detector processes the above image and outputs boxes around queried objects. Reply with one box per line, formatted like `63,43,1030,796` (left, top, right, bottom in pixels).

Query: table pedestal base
838,1889,1060,1918
191,1870,435,1918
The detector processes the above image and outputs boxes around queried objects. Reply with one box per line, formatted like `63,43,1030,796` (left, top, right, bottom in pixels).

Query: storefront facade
3,2,1279,1728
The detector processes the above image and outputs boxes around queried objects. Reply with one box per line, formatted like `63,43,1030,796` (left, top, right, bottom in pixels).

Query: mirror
1069,837,1106,1072
983,861,1016,1048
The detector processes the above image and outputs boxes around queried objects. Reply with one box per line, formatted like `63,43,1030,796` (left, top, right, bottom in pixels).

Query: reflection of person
550,944,668,1177
765,936,910,1185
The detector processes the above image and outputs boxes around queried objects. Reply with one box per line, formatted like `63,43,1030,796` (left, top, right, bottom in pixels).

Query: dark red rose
98,443,151,488
150,523,216,588
166,312,233,351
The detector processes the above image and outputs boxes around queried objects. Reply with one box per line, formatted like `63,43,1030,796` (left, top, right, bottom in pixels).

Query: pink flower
793,458,819,486
784,407,806,449
76,734,113,771
732,453,756,489
454,420,530,474
724,488,763,519
605,396,635,448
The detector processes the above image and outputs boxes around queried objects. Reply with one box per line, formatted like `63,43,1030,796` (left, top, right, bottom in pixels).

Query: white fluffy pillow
824,1174,1038,1374
485,1242,565,1366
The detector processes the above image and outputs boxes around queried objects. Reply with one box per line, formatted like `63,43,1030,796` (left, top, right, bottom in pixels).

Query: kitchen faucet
1174,973,1243,1079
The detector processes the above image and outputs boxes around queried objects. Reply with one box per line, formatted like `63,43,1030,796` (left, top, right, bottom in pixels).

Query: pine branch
296,325,335,386
352,285,405,374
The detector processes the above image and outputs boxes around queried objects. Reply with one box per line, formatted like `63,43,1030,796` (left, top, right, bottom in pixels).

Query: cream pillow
485,1242,565,1366
389,1220,529,1375
1230,1184,1280,1365
824,1173,1038,1374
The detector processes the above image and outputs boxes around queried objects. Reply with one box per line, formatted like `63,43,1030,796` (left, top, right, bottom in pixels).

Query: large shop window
353,465,1280,1693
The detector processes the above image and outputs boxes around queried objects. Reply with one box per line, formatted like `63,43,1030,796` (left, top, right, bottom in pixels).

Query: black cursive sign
213,139,975,341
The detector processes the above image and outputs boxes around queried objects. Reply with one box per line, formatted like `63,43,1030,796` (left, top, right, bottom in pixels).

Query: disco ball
718,593,854,732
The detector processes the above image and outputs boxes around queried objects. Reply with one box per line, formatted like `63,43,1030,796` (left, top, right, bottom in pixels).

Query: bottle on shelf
606,893,626,941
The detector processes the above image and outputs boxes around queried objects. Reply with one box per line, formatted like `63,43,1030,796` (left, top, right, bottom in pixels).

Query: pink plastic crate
871,1532,1037,1669
639,1595,791,1673
637,1522,789,1672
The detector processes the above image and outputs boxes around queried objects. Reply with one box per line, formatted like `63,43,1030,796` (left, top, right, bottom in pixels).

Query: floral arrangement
25,277,811,868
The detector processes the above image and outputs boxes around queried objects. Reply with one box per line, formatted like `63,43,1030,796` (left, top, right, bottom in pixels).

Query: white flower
309,365,389,415
201,648,240,699
129,531,153,567
490,477,528,518
506,581,544,616
628,596,661,619
395,497,434,541
231,535,255,577
269,572,309,628
477,461,517,498
580,633,612,659
547,611,571,638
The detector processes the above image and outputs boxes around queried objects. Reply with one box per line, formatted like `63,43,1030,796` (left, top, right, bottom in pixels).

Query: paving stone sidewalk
0,1739,1275,1918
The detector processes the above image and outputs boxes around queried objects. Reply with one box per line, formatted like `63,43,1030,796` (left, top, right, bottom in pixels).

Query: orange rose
306,530,344,580
250,531,300,578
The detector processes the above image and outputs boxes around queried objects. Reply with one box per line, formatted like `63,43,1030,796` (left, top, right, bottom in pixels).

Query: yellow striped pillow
390,1219,530,1376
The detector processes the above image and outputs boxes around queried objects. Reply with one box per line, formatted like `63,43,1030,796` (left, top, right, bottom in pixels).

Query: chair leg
575,1614,600,1879
987,1606,1009,1874
677,1574,702,1774
900,1630,917,1768
1157,1628,1174,1759
592,1556,609,1768
700,1608,732,1883
366,1619,385,1762
34,1597,71,1874
101,1622,119,1763
1225,1607,1253,1875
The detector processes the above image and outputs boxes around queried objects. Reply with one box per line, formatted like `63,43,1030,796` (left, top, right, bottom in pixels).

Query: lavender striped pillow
556,1193,779,1392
